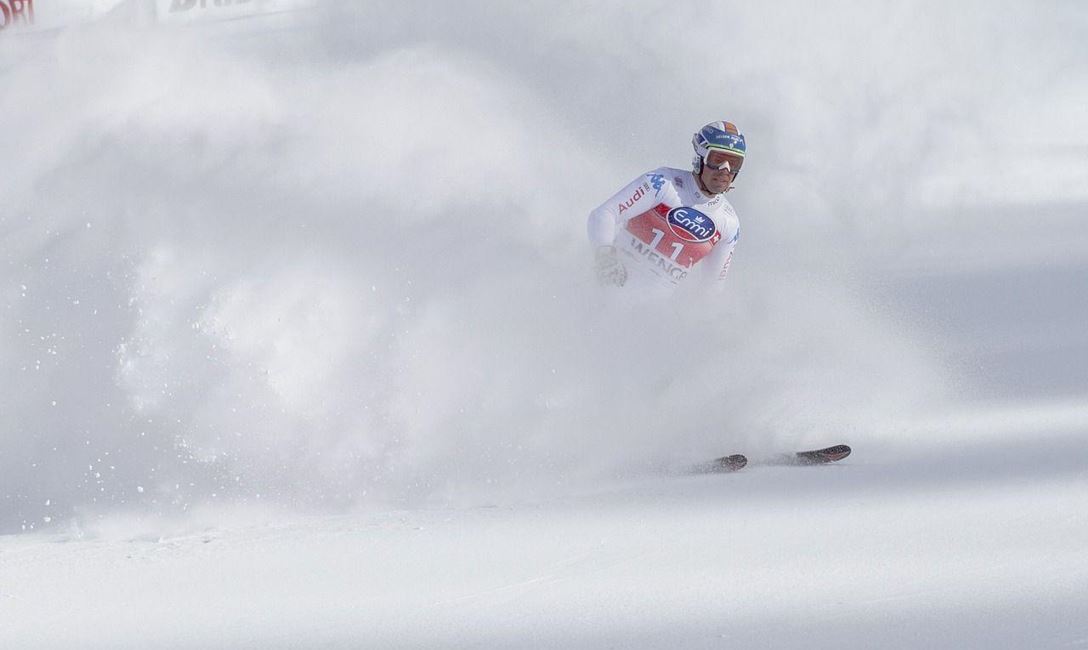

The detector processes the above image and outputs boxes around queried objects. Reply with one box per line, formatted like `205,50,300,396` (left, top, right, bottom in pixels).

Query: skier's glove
594,245,627,287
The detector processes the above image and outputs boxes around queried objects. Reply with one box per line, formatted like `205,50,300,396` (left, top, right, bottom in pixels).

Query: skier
587,120,746,291
587,127,853,472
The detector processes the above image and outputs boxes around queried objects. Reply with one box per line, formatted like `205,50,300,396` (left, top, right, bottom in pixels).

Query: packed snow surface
5,456,1088,648
2,1,1087,647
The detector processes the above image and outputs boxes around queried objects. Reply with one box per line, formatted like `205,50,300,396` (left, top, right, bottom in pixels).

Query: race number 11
650,228,684,261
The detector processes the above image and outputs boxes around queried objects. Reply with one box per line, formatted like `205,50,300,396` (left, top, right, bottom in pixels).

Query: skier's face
700,150,743,194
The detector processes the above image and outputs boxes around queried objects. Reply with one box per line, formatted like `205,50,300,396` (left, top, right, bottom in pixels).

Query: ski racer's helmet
692,121,746,174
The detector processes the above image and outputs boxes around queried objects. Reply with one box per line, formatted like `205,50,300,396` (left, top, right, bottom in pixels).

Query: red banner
0,0,34,31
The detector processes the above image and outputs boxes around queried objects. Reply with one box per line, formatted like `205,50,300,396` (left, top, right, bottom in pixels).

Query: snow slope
2,1,1087,647
4,455,1088,648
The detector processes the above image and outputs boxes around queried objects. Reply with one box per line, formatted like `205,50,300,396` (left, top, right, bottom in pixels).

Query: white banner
154,0,316,25
0,0,317,34
0,0,143,34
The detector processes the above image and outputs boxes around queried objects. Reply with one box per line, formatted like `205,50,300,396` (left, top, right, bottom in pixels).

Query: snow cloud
1,1,1084,532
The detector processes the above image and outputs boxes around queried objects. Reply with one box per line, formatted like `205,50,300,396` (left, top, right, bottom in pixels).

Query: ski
696,444,851,473
692,454,748,474
771,444,852,466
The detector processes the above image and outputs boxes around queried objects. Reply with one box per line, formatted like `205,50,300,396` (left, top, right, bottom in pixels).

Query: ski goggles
704,150,743,173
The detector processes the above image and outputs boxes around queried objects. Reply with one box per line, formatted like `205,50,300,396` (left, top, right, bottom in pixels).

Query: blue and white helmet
692,120,746,173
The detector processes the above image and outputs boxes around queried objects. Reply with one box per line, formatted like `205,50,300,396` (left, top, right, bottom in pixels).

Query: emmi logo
0,0,34,30
171,0,253,12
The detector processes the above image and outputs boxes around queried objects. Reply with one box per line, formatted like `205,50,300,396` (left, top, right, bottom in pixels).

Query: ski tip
693,454,748,474
795,444,852,465
822,444,852,461
718,454,748,471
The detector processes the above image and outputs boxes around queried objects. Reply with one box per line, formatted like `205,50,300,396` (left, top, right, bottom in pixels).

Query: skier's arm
587,203,617,250
715,238,737,282
586,172,658,248
587,172,660,286
586,197,621,285
702,232,739,284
